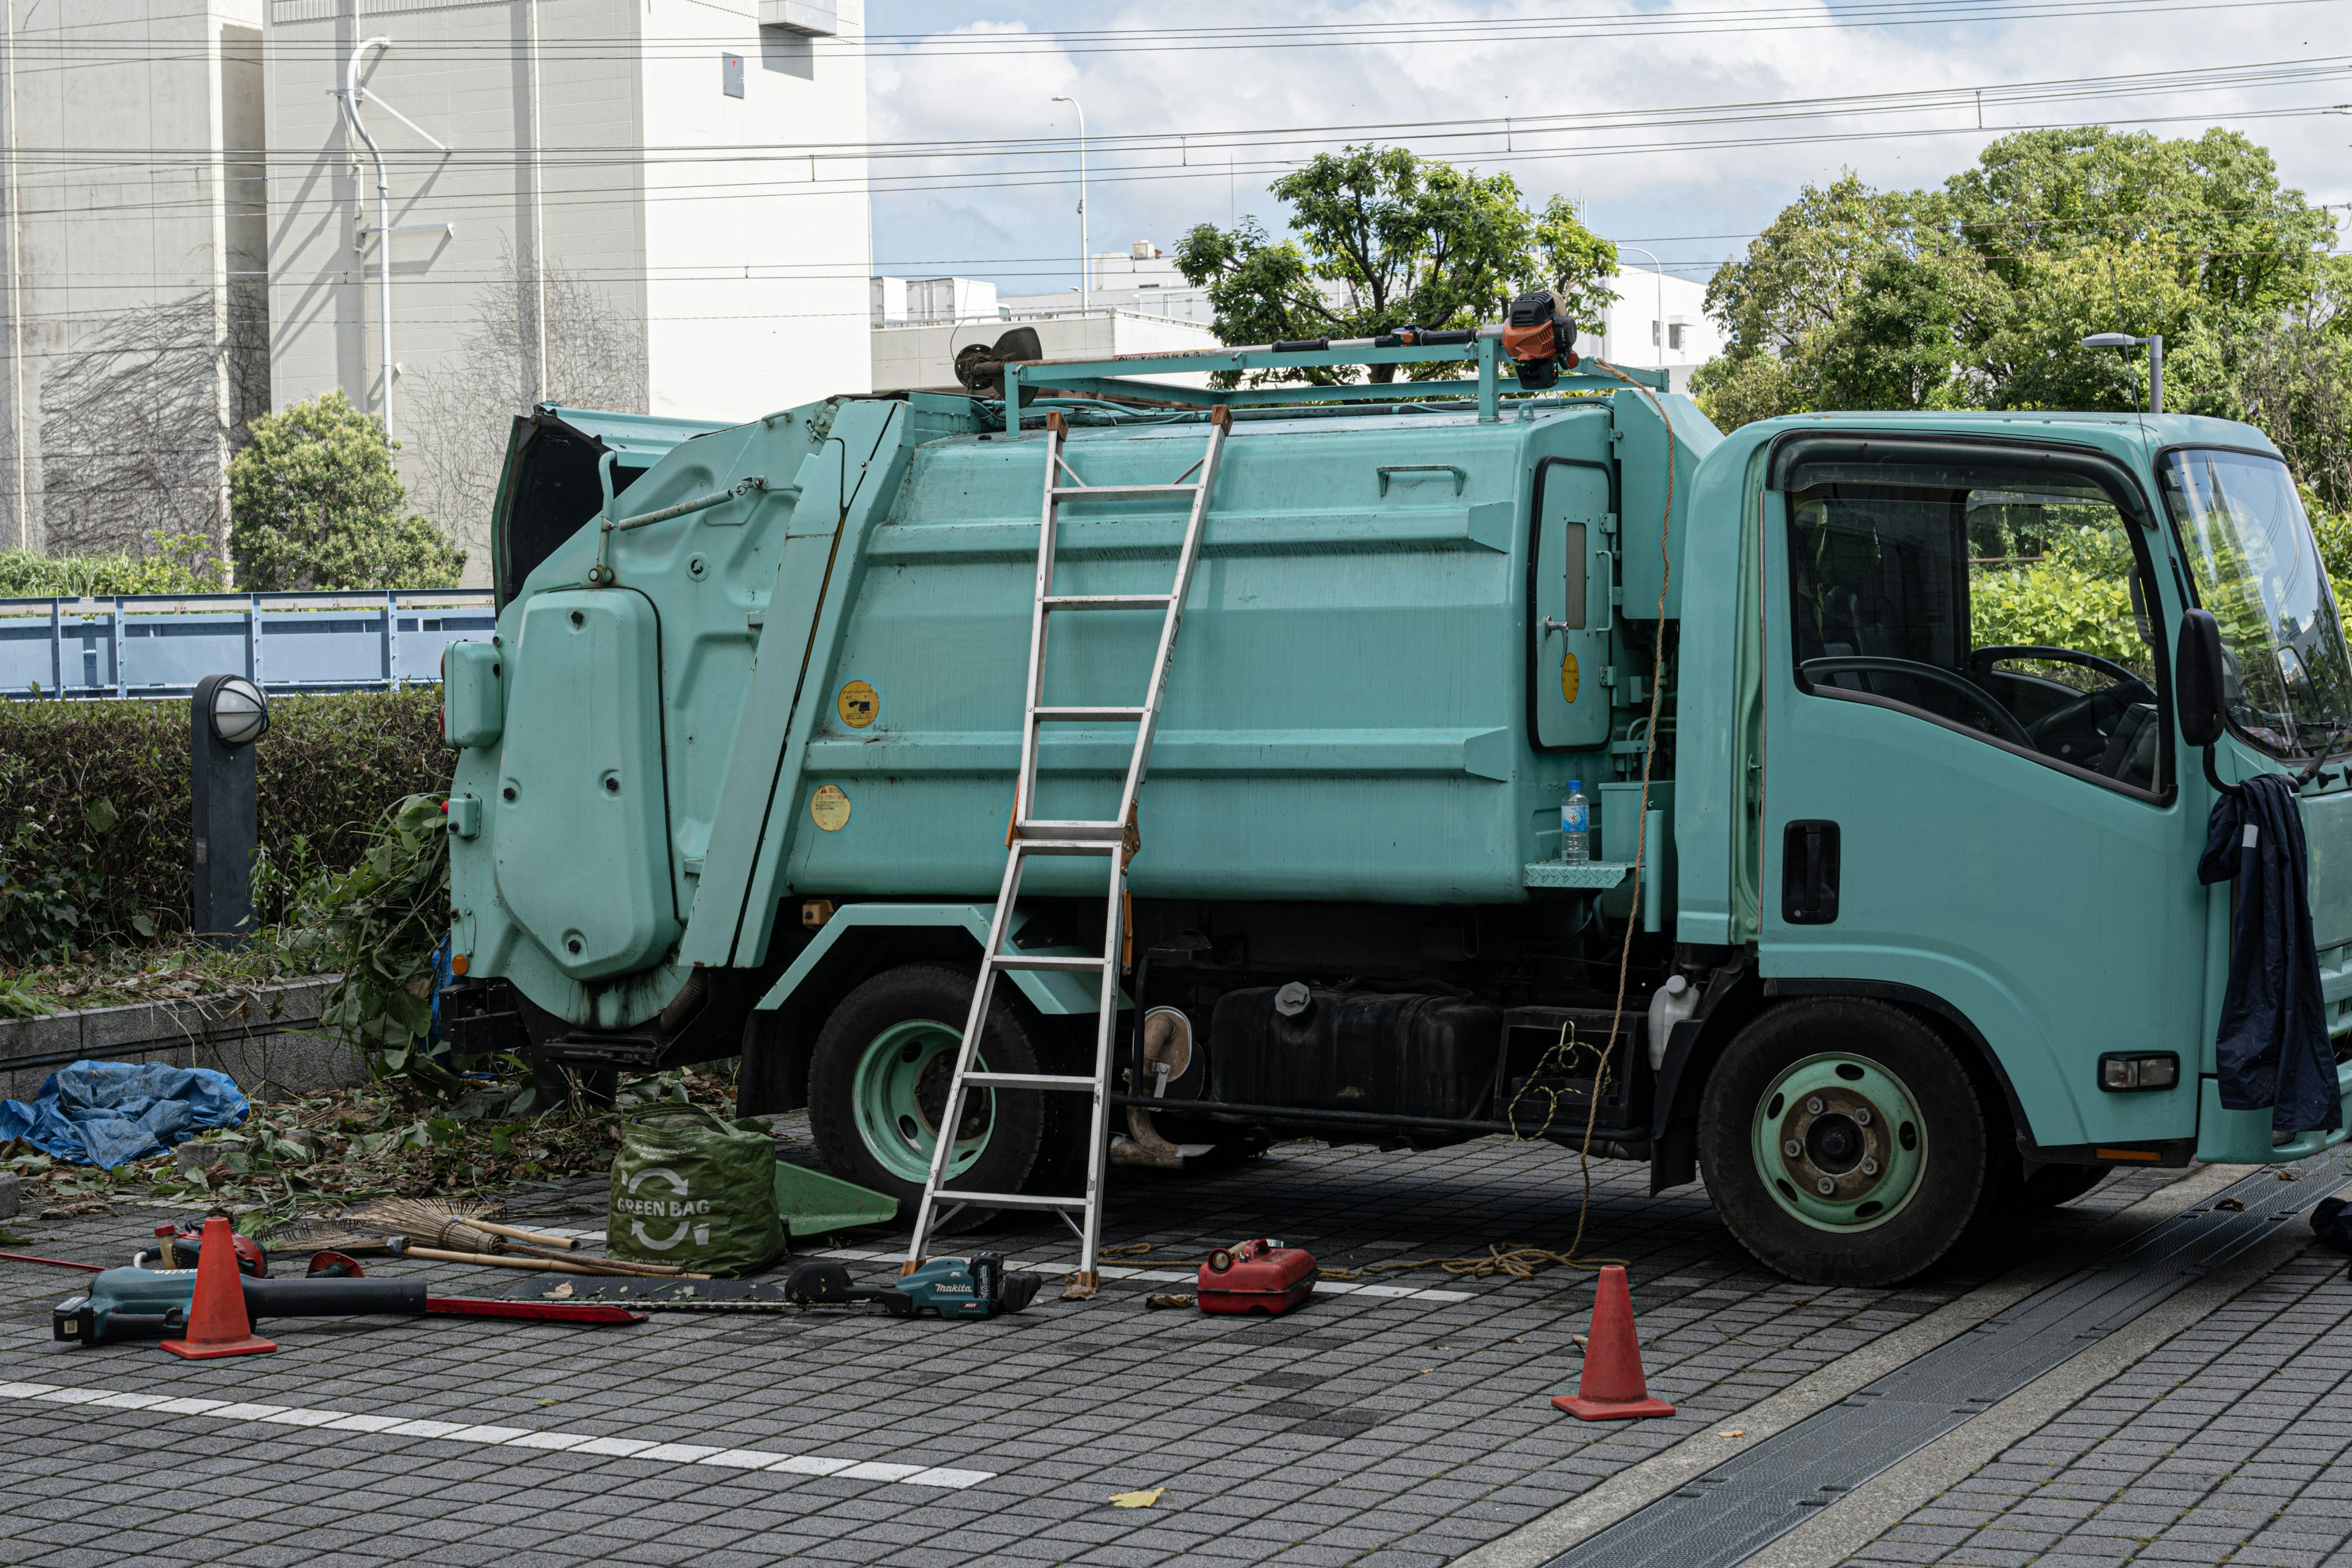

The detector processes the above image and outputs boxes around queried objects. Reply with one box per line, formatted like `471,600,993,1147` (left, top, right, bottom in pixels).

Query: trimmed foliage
0,532,225,598
0,687,452,948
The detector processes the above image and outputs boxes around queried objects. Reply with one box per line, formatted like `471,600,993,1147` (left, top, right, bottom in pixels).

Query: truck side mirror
2176,608,2227,748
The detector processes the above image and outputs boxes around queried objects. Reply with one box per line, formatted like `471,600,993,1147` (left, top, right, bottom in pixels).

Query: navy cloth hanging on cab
2198,773,2341,1137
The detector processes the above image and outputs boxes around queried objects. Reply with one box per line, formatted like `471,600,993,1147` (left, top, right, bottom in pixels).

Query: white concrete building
268,0,873,579
999,242,1213,324
1583,268,1721,393
0,0,268,560
872,308,1217,394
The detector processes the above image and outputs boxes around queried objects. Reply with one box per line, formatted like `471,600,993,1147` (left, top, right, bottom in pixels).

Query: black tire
807,963,1046,1223
1698,998,1988,1286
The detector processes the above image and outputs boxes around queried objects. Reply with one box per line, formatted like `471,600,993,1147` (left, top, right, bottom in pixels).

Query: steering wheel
1800,656,2037,749
1968,644,2146,690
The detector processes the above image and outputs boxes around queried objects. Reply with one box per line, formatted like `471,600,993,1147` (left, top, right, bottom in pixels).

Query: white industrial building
1584,268,1722,393
0,0,873,580
266,0,873,578
872,248,1720,395
0,0,268,561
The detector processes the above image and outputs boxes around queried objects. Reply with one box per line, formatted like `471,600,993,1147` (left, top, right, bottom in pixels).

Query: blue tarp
0,1060,249,1169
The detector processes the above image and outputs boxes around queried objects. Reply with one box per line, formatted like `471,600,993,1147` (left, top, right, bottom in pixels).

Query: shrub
229,391,467,590
0,687,452,946
0,532,225,598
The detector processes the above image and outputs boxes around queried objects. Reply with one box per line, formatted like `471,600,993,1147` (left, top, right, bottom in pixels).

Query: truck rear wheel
807,963,1046,1223
1698,999,1986,1286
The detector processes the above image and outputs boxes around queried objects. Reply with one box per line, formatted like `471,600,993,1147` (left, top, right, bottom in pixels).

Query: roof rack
999,333,1667,431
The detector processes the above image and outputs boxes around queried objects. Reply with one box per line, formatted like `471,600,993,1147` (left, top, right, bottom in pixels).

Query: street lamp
1052,96,1088,311
1616,244,1667,371
192,674,270,947
2082,331,2163,415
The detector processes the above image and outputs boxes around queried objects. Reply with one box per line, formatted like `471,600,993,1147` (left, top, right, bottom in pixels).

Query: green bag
608,1104,785,1278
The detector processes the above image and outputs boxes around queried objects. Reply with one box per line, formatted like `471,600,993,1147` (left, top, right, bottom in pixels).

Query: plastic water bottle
1561,782,1590,863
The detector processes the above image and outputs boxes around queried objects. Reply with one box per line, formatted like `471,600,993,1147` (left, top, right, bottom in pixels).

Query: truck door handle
1541,617,1577,636
1782,820,1841,925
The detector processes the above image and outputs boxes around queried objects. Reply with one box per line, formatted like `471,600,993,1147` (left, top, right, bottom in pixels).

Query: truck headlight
2098,1053,2179,1091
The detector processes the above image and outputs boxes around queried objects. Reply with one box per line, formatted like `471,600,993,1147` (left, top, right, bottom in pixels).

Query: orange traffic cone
1551,1264,1672,1420
160,1217,276,1360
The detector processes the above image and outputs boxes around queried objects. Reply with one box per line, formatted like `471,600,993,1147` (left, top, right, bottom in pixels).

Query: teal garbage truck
439,323,2352,1286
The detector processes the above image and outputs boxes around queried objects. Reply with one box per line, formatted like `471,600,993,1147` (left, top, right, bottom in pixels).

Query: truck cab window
2161,447,2352,761
1786,464,2164,794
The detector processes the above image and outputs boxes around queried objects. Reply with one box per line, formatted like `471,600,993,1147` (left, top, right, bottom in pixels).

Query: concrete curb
0,974,364,1098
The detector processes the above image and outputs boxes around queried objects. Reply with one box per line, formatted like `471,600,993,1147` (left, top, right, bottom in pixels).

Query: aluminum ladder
901,404,1234,1294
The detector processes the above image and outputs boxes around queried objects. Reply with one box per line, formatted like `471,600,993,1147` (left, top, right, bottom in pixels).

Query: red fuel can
1197,1238,1317,1316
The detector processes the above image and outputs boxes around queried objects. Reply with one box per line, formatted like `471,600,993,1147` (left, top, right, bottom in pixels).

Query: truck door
1531,458,1614,748
1758,437,2205,1155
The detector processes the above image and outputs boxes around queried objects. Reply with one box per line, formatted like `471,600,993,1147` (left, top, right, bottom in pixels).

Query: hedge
1,687,452,947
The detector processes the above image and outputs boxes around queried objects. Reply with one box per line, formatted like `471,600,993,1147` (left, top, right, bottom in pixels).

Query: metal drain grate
1544,1160,2348,1568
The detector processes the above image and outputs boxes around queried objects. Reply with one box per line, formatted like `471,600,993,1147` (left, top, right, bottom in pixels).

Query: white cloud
866,1,2352,297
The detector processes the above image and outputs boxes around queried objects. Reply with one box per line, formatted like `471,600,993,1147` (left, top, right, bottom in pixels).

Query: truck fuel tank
1208,987,1502,1122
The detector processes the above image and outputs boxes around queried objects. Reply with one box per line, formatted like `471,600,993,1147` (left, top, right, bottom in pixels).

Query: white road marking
811,1247,1476,1303
0,1381,990,1490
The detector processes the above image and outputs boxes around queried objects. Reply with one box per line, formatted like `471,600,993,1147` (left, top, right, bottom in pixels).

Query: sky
861,0,2352,302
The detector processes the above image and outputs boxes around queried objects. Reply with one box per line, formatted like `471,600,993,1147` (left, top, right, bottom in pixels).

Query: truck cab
441,344,2352,1286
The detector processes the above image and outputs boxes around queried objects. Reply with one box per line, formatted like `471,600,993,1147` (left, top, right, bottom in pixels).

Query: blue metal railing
0,590,495,699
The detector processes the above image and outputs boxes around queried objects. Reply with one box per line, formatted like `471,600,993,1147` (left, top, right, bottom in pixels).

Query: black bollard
190,673,269,948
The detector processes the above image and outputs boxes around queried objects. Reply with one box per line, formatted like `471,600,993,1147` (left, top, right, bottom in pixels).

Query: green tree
1175,145,1616,383
1812,247,2008,410
1692,173,1909,423
1937,127,2331,312
1690,129,2335,434
229,391,465,590
2234,257,2352,511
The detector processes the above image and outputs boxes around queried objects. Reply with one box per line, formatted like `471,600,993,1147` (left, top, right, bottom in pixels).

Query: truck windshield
2160,448,2352,759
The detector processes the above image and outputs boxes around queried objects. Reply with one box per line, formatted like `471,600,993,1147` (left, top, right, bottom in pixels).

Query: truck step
536,1033,667,1069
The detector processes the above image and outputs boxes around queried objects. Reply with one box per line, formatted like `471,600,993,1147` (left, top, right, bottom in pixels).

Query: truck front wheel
1698,999,1986,1286
807,963,1046,1221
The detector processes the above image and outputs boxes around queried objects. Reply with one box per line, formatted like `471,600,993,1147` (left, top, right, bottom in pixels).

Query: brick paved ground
0,1123,2195,1567
1840,1245,2352,1568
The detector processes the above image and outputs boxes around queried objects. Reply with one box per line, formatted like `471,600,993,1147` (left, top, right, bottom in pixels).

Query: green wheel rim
1750,1052,1927,1232
850,1019,994,1185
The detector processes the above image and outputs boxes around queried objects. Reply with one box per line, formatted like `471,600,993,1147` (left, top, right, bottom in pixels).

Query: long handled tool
382,1237,708,1278
0,1249,102,1273
52,1265,646,1343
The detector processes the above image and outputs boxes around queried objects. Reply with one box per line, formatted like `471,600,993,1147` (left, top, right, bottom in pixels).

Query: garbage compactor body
442,345,2352,1287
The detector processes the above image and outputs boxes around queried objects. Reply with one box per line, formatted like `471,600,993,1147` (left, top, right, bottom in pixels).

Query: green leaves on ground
273,794,465,1096
228,390,467,590
1174,145,1618,385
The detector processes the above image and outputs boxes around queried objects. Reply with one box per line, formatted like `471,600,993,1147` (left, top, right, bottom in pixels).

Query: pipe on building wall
527,0,548,406
4,0,23,551
338,37,449,441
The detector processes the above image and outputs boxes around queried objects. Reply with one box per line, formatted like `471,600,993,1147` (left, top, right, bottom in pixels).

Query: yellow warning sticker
809,784,851,832
1561,652,1581,704
837,679,878,728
